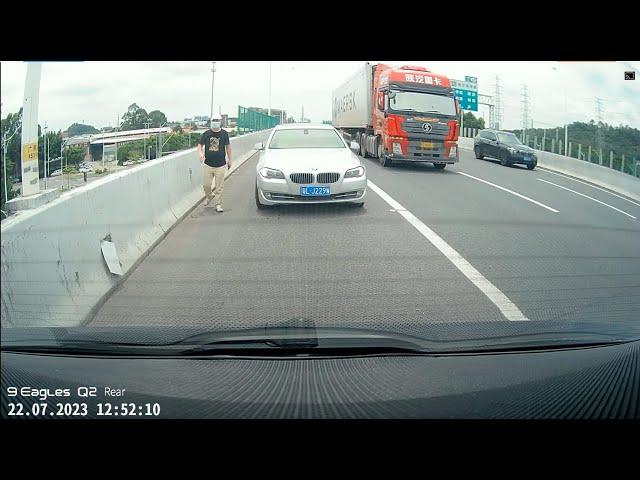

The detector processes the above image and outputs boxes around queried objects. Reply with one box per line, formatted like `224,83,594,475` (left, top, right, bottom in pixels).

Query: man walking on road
196,114,232,212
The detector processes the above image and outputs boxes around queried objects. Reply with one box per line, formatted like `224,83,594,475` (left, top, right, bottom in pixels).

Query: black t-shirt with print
198,129,230,167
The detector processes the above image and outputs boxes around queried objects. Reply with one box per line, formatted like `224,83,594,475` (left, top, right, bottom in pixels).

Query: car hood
509,144,534,153
261,148,361,172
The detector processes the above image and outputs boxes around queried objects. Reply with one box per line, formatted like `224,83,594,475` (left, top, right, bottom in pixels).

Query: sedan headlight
259,167,285,179
344,166,365,178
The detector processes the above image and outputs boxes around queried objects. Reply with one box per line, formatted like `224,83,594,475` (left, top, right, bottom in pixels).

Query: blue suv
474,129,537,170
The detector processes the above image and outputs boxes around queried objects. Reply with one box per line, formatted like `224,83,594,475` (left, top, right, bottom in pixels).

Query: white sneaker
216,205,224,213
203,197,211,206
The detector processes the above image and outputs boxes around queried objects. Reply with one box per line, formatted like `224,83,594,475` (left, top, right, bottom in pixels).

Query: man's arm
196,134,206,162
225,139,232,169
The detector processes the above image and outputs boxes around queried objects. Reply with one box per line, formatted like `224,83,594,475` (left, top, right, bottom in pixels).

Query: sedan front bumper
257,175,367,205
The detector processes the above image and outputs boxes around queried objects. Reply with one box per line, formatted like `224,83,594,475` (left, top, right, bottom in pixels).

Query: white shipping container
332,62,373,129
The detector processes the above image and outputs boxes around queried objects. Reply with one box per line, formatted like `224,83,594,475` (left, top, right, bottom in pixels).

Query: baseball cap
210,114,222,121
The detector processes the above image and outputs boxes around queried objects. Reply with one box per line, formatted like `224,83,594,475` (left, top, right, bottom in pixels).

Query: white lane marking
367,180,529,321
538,178,637,220
457,172,560,213
537,167,640,207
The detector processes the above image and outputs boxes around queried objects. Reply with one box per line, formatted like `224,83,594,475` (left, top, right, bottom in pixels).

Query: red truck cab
367,64,459,168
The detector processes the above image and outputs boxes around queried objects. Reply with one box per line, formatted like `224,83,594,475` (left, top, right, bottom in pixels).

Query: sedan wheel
527,162,537,170
500,154,512,167
474,146,484,159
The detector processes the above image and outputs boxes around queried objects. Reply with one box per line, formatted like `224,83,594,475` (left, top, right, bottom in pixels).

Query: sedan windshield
497,132,523,145
389,90,456,116
269,129,346,149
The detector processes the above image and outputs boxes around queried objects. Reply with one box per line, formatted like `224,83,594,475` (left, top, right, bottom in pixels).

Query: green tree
121,103,150,131
148,110,167,128
65,146,86,166
67,123,99,136
462,112,485,130
1,109,23,213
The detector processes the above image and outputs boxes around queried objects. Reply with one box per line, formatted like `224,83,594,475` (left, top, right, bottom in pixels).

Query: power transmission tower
595,97,604,162
493,76,502,129
521,85,530,142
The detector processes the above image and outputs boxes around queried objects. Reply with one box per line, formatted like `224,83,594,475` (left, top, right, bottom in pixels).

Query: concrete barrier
1,129,272,328
457,137,640,202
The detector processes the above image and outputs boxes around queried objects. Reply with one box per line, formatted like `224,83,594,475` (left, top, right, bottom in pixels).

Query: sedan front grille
316,172,340,184
290,173,313,184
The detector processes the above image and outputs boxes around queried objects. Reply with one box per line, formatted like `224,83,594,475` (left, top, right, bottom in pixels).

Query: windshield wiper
3,327,637,358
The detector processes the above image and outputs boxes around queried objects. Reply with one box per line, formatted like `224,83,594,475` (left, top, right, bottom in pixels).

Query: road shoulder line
457,171,560,213
538,178,637,220
537,167,640,207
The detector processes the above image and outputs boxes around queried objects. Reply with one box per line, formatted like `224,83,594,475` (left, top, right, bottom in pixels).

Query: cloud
2,60,639,131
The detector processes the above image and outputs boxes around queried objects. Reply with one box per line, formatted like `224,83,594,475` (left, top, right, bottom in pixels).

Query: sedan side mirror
254,142,264,150
349,141,360,153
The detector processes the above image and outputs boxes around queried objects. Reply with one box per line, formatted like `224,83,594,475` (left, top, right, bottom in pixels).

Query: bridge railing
1,129,273,328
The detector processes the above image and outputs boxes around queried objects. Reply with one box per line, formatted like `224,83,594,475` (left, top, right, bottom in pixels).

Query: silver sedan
255,124,367,209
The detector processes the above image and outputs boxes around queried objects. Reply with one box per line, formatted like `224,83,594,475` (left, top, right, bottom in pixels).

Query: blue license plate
300,186,330,196
523,155,531,161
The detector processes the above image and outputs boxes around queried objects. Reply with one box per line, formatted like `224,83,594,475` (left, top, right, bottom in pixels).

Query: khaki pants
202,164,226,206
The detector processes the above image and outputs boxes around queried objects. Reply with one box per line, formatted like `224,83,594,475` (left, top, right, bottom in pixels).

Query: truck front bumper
387,153,459,164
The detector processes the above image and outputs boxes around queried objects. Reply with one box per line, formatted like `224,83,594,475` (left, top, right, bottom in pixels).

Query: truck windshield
389,90,456,116
268,128,346,149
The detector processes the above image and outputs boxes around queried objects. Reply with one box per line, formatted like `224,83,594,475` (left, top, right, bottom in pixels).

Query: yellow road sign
22,142,38,161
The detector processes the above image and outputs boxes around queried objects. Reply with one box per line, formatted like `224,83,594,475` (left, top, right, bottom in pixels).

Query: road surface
89,146,640,334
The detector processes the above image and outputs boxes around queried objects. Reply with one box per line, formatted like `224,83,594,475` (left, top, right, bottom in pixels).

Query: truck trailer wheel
360,134,368,158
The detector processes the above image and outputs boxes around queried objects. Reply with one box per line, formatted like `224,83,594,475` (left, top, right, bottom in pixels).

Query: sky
1,61,639,132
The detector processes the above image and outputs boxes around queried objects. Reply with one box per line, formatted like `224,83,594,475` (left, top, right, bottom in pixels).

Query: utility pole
210,62,216,119
143,121,152,161
268,62,272,117
301,105,304,123
43,122,48,189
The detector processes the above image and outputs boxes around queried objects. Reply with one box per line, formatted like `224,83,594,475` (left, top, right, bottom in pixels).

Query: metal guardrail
459,128,639,178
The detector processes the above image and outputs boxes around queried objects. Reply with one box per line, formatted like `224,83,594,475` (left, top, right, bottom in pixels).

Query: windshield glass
497,132,523,145
2,60,639,359
389,90,456,115
269,128,345,149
